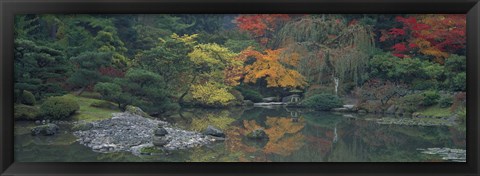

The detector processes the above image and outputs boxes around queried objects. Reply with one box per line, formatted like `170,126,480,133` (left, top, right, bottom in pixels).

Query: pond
14,107,466,162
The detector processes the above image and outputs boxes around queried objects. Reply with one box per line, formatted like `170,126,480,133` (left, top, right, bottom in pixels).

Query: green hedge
14,104,40,121
303,93,343,111
237,88,263,103
40,96,80,120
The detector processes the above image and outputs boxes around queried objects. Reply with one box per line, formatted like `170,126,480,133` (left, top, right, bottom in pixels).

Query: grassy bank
61,94,121,122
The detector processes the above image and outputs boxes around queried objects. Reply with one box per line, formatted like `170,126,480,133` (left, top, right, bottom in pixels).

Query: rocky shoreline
73,111,220,154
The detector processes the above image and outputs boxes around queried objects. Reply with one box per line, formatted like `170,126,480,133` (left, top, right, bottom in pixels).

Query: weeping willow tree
277,15,375,95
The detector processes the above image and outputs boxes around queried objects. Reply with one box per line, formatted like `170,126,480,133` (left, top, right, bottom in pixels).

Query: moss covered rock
125,105,152,118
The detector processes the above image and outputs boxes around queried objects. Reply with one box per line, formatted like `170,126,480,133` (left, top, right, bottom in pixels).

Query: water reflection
15,107,466,162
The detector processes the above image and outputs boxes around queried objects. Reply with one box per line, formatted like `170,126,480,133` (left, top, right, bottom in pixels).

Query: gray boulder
203,125,225,138
154,127,168,136
153,136,170,147
31,124,59,136
125,105,152,118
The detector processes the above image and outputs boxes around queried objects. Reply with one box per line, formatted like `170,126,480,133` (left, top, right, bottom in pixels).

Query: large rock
203,125,225,138
246,129,268,140
31,124,59,136
125,105,152,118
154,127,168,136
153,136,170,147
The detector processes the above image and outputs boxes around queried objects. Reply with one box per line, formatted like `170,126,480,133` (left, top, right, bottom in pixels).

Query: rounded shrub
21,90,36,106
398,93,424,113
40,96,80,120
237,88,263,103
421,90,440,106
14,104,40,121
302,93,343,111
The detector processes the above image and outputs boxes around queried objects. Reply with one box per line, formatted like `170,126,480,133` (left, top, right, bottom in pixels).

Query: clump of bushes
397,93,424,113
302,93,343,111
439,95,454,108
14,104,41,120
421,90,440,106
40,96,80,120
236,88,263,103
21,90,36,106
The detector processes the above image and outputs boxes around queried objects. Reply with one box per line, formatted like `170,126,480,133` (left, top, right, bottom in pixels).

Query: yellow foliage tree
190,82,236,107
239,47,307,89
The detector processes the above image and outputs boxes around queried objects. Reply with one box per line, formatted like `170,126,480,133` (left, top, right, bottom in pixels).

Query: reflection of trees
224,116,306,161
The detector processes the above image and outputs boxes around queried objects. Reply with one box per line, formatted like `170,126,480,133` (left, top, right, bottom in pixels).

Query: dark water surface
14,107,466,162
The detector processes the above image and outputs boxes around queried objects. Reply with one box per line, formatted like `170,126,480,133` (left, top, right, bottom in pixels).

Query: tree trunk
178,75,197,105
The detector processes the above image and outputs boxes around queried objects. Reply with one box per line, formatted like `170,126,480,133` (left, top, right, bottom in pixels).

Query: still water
14,107,466,162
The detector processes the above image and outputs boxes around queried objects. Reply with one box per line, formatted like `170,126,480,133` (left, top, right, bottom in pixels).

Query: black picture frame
1,0,479,175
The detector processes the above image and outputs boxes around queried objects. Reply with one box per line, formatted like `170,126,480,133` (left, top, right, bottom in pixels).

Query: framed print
1,0,479,175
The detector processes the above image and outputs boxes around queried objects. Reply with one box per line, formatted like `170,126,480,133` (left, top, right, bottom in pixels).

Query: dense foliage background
14,14,466,118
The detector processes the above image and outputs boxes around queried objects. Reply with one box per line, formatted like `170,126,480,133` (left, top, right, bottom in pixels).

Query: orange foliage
225,117,306,158
239,47,307,89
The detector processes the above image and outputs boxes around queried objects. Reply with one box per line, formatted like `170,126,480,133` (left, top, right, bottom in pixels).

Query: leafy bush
21,90,36,105
412,79,438,91
191,83,236,107
421,90,440,106
305,85,335,98
303,93,343,111
237,88,263,103
40,96,80,120
397,94,424,113
439,95,454,108
14,104,40,120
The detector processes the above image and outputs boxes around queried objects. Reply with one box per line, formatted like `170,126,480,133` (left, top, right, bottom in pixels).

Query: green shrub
439,95,454,108
237,88,263,103
303,93,343,111
40,96,80,120
397,94,424,113
21,90,36,105
421,90,440,106
14,104,40,121
412,79,438,91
